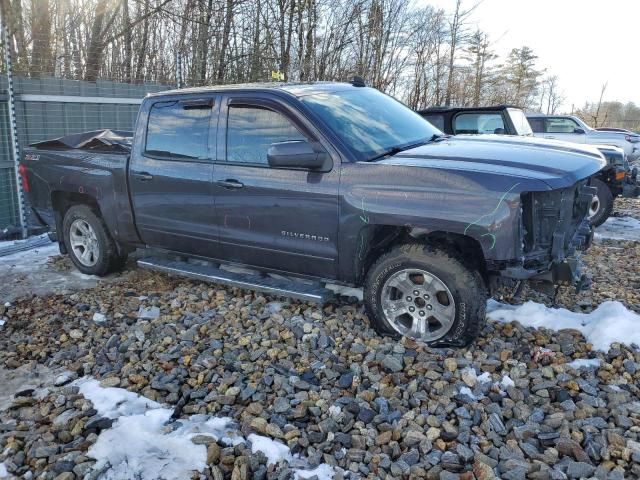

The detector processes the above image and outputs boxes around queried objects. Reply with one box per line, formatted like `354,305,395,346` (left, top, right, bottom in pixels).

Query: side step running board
137,256,334,304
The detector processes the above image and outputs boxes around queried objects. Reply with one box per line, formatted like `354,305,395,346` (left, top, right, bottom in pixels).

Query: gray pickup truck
21,82,602,347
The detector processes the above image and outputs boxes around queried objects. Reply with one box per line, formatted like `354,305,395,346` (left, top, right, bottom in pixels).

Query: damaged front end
500,180,596,295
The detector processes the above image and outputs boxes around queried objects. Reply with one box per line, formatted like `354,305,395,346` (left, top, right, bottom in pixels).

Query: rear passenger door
212,94,340,279
129,95,219,257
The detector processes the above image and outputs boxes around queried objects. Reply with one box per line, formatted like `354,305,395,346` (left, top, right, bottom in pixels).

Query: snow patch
325,284,364,301
487,299,640,351
0,319,4,327
295,464,336,480
74,378,336,480
477,372,492,384
566,358,601,369
75,378,242,480
248,434,292,465
595,216,640,241
0,462,8,478
0,243,59,272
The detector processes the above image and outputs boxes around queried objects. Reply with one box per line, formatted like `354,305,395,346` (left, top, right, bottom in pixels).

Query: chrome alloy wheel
380,269,456,342
69,219,100,267
588,194,601,219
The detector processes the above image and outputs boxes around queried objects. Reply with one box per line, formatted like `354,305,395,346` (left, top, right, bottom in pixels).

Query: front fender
337,162,550,282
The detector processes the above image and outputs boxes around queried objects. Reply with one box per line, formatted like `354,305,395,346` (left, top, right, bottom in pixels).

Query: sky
424,0,640,111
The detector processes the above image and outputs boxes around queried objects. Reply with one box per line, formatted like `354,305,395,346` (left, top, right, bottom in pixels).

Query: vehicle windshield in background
508,108,534,136
301,88,442,161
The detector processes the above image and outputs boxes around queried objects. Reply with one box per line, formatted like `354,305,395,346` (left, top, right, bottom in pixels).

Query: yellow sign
271,70,285,81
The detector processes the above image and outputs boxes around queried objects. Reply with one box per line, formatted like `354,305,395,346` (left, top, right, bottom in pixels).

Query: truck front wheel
588,178,614,228
62,205,126,276
364,244,487,347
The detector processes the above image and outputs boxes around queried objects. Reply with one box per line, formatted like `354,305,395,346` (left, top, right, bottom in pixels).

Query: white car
527,114,640,162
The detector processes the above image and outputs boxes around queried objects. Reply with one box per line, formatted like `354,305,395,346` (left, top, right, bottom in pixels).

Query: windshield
301,88,442,161
507,108,533,136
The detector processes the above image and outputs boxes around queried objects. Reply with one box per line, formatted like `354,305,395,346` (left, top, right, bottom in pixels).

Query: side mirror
574,128,586,134
267,141,328,169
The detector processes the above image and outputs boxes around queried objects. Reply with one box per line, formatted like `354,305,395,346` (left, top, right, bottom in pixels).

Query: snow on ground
0,242,59,272
566,358,601,369
0,461,8,478
0,363,58,412
487,299,640,351
595,216,640,241
248,433,292,465
0,240,102,303
74,378,336,480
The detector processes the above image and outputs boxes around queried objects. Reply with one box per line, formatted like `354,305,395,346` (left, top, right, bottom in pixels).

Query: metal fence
0,57,173,237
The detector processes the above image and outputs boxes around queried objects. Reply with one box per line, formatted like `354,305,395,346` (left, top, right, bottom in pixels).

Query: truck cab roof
146,81,360,99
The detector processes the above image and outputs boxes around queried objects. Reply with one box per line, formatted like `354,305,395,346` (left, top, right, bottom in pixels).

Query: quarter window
545,117,580,133
226,106,306,165
145,100,211,159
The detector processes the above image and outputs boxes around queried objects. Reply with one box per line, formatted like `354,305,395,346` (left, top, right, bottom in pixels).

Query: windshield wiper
366,135,447,162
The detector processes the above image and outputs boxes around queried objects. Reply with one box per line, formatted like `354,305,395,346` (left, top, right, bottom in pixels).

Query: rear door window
145,99,212,160
453,113,505,134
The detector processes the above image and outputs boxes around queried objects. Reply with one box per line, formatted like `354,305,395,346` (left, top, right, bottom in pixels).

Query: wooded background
1,0,639,129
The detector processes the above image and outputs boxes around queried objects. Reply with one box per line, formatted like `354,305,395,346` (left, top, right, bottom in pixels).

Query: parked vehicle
21,82,602,347
526,113,640,162
418,106,640,226
418,105,534,136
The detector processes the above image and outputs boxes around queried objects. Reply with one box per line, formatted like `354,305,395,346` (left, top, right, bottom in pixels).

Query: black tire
588,178,614,228
62,205,126,276
364,243,487,348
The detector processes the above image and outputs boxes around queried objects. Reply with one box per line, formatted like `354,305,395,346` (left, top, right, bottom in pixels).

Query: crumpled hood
378,135,606,189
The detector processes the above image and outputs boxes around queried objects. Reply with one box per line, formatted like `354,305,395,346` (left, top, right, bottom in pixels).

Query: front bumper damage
622,165,640,198
497,181,596,296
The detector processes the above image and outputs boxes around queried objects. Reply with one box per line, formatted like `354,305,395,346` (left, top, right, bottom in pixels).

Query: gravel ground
0,200,639,480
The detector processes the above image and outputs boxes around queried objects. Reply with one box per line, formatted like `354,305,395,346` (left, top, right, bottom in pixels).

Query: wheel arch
354,224,488,285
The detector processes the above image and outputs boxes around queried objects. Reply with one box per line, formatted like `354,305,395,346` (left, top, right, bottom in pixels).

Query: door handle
132,171,154,181
216,179,244,189
544,136,556,139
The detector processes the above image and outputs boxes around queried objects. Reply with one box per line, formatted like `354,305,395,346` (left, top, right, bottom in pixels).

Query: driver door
211,94,340,279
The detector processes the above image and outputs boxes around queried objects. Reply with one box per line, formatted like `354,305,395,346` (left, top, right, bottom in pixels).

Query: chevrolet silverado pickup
21,82,603,347
418,105,640,226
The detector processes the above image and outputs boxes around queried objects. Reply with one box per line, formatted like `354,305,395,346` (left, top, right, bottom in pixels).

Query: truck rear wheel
364,243,487,347
588,178,613,227
62,205,126,276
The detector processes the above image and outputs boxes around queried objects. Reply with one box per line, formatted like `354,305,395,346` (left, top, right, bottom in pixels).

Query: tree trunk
85,0,109,81
123,0,133,82
133,0,150,83
216,0,234,81
31,0,53,75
